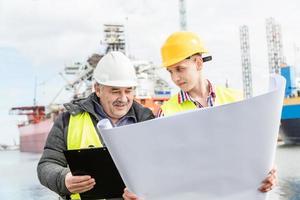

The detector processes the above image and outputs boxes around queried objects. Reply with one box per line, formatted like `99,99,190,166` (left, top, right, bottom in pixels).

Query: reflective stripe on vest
160,86,243,116
67,112,103,200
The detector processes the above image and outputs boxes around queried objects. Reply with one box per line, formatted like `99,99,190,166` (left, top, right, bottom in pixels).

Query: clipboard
64,147,125,200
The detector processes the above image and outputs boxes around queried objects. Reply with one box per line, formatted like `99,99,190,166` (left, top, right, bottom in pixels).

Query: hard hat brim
96,80,138,88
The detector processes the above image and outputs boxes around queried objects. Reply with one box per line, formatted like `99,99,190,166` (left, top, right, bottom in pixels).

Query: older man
37,51,154,200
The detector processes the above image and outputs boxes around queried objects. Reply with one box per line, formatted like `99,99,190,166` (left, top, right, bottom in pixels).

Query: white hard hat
93,51,137,87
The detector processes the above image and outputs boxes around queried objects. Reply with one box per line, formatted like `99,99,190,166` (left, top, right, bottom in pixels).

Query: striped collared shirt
157,80,216,117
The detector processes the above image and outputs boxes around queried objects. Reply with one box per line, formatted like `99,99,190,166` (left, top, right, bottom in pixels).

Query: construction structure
239,25,253,99
266,18,285,74
179,0,187,30
103,24,126,54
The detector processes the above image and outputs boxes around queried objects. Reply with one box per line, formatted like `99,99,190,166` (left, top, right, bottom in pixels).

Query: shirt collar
177,79,216,104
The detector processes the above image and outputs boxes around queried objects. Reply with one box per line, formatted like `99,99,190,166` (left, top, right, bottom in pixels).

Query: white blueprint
97,75,285,200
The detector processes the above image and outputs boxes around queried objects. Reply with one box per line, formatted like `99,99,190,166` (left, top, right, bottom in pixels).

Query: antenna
294,43,300,72
125,17,130,57
33,77,37,106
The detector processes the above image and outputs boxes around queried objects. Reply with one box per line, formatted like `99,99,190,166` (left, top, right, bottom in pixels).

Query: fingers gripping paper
97,75,285,200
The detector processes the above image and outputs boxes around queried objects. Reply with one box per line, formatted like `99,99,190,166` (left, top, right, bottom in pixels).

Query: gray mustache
112,100,128,106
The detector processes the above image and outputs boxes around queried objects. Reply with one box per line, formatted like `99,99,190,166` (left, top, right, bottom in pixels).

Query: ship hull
19,118,53,153
281,103,300,144
280,119,300,144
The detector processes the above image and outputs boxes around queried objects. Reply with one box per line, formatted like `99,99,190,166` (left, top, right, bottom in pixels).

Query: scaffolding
103,24,126,54
179,0,187,30
239,25,253,99
266,18,285,74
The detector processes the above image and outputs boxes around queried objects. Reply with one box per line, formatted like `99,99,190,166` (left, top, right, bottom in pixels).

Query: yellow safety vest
67,112,103,200
160,86,243,116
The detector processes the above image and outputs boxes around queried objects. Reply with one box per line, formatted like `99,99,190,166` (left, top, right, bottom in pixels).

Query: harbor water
0,144,299,200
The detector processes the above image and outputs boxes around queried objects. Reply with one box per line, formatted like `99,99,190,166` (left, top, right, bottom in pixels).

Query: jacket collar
64,92,137,123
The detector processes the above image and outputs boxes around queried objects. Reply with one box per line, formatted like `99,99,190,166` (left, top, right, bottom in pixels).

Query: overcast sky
1,0,300,145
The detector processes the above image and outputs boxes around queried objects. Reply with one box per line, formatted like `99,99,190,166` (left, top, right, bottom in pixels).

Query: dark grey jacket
37,93,154,199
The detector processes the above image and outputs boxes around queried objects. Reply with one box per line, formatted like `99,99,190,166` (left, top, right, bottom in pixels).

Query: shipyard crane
266,18,285,74
239,25,253,99
179,0,187,30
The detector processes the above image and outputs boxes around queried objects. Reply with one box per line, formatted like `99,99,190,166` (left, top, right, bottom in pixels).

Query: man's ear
195,56,204,71
94,83,101,97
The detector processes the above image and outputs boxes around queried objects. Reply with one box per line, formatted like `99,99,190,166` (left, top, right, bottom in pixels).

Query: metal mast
266,18,285,74
239,25,253,99
179,0,187,30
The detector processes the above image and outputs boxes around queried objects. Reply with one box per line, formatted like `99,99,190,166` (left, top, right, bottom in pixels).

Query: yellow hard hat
161,31,209,67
